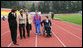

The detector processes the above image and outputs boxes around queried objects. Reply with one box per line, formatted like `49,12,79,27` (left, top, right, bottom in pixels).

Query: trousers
19,24,25,38
35,24,41,34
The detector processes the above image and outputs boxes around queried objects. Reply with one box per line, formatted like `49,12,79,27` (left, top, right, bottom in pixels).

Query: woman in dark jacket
8,7,18,45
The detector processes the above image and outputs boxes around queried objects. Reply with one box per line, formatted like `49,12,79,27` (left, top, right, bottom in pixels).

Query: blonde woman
17,9,26,39
25,9,32,37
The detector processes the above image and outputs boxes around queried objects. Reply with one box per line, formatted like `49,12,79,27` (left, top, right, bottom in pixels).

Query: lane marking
8,42,13,47
52,30,66,47
1,25,9,30
1,22,8,26
32,25,37,47
35,35,37,47
42,18,66,47
62,21,82,27
58,21,82,31
1,31,10,36
1,27,19,37
55,24,82,40
8,34,19,47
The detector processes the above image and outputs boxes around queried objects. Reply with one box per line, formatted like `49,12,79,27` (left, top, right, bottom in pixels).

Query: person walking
25,9,32,37
51,12,54,20
8,7,18,45
17,9,26,39
33,10,41,35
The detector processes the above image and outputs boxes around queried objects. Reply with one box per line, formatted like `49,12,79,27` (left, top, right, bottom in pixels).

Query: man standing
8,7,18,45
33,10,41,35
51,12,54,20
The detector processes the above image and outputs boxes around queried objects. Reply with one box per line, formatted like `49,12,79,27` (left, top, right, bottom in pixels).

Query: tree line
1,1,27,10
1,1,82,14
37,1,82,13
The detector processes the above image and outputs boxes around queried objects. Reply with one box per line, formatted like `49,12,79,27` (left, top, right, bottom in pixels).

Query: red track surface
1,16,82,47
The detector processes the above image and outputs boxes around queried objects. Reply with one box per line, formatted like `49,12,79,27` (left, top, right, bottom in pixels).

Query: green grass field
49,14,82,25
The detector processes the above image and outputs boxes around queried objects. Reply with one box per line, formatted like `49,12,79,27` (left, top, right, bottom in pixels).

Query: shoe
35,33,37,35
23,36,26,38
14,43,19,45
49,34,52,37
46,35,48,37
27,36,30,37
20,37,22,39
46,34,50,37
13,41,19,45
39,33,41,36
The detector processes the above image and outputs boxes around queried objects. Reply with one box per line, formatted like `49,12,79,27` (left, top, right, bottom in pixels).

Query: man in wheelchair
41,16,52,37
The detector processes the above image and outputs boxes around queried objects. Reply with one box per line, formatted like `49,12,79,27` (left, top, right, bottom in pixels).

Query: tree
30,3,36,12
1,1,82,13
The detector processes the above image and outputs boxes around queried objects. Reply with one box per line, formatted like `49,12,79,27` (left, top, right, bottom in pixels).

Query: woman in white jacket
17,9,26,39
25,9,32,37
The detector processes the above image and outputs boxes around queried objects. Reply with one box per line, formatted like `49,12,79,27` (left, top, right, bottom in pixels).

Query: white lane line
50,22,66,47
1,25,9,30
1,24,8,27
35,35,37,47
52,30,66,47
8,42,13,47
1,23,8,27
63,21,82,27
59,21,82,31
55,24,82,40
8,34,19,47
1,31,10,36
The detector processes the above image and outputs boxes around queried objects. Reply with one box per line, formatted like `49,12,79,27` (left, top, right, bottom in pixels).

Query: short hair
11,6,17,12
25,9,28,11
46,16,48,18
35,10,38,12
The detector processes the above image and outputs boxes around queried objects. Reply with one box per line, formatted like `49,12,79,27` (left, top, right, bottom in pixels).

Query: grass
49,14,82,25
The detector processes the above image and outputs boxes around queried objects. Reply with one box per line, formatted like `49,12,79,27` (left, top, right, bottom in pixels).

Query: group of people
17,9,32,39
8,7,32,45
8,7,54,45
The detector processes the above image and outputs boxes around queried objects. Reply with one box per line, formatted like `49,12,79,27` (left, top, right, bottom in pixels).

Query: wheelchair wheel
50,31,52,37
43,32,45,36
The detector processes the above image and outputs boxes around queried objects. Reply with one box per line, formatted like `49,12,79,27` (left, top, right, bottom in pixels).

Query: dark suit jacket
41,19,52,27
8,12,17,27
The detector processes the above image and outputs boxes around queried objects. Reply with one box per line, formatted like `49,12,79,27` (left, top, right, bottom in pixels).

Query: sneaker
13,41,19,45
14,43,19,45
20,37,22,39
24,37,26,39
46,35,49,37
27,36,30,37
35,33,37,35
39,33,41,36
23,36,26,38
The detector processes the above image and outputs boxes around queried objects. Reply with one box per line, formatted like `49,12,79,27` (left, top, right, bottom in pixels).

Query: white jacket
17,14,26,24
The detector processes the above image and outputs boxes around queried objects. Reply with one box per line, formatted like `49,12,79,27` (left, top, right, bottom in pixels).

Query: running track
1,16,82,47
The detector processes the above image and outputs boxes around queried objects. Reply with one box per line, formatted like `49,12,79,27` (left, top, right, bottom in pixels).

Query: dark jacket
41,19,52,28
8,12,17,26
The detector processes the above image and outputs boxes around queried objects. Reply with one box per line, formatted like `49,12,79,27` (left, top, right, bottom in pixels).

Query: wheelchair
42,26,52,37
